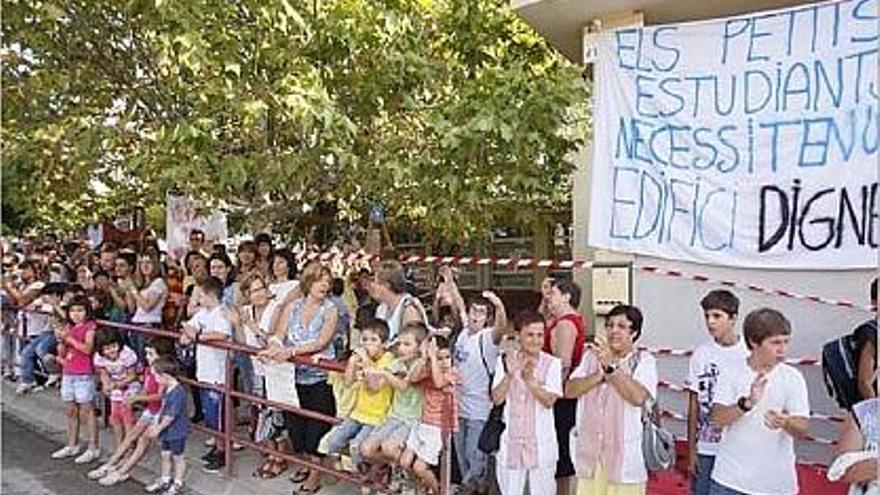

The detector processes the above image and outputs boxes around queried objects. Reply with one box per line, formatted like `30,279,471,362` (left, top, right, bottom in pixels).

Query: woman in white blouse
491,311,563,495
128,255,168,361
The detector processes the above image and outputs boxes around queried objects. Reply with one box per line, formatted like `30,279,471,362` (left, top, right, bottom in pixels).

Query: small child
144,357,190,495
93,329,141,454
400,334,460,494
323,319,395,469
50,294,101,464
360,322,429,489
91,337,176,486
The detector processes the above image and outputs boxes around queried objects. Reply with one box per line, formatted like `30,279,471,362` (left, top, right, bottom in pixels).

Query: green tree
2,0,587,240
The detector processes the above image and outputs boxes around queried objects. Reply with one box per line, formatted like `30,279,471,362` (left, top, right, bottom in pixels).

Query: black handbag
477,334,507,454
478,402,506,454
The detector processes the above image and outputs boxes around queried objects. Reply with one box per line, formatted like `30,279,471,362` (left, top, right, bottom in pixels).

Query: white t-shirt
132,278,168,324
21,282,49,337
241,304,274,377
189,305,233,385
376,293,427,341
711,361,809,495
269,280,299,302
684,338,750,456
454,327,499,421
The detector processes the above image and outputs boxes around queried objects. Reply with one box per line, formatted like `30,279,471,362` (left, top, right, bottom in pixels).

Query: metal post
224,352,234,475
438,389,453,495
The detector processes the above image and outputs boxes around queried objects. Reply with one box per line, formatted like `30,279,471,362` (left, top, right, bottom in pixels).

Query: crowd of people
0,231,876,495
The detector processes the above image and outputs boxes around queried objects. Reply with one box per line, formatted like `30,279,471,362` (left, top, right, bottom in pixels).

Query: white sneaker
50,445,80,459
88,463,114,480
74,448,100,464
98,470,129,486
232,442,244,451
15,382,34,395
44,373,60,387
204,436,216,447
163,481,184,495
144,477,171,493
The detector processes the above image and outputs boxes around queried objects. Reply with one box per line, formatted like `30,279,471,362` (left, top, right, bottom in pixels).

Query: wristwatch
736,396,753,412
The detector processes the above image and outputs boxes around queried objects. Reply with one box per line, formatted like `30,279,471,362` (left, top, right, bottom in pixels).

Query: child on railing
93,329,141,461
143,356,191,495
321,319,395,473
90,337,176,486
360,322,429,491
50,294,101,464
400,333,460,495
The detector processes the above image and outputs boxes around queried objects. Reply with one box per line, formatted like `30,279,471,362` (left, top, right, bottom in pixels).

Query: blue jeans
18,332,57,385
708,480,748,495
233,353,254,397
200,389,224,439
325,418,374,466
126,323,155,364
691,455,715,495
453,417,487,486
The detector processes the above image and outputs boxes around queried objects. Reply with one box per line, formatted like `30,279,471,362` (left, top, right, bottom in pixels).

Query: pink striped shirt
570,349,657,483
505,352,553,470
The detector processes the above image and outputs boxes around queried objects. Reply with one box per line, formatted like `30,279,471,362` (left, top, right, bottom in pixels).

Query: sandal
253,459,275,478
258,459,287,479
271,459,289,477
290,468,309,483
294,483,322,494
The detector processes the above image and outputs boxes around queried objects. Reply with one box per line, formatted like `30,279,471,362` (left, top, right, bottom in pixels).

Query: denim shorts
139,409,161,425
161,437,187,456
60,375,95,404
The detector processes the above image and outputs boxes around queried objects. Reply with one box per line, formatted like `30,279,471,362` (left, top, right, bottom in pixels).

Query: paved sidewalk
1,381,355,495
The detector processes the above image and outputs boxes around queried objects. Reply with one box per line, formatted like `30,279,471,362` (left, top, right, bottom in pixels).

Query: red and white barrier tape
656,381,846,424
641,346,820,366
296,250,875,313
659,408,688,422
637,265,874,313
657,380,688,393
804,435,838,446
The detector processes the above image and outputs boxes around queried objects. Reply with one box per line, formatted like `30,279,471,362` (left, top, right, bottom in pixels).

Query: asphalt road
2,413,143,495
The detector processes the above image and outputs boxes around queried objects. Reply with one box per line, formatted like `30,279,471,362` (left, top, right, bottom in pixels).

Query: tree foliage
2,0,587,240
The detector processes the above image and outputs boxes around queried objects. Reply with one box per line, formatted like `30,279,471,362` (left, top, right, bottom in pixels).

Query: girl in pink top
91,337,175,486
51,295,100,463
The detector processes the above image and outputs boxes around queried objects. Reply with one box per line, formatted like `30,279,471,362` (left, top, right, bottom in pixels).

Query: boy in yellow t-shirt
322,319,394,469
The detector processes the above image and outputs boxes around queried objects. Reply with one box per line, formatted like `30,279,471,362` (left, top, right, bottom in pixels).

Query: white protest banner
165,195,228,261
264,362,299,407
589,0,878,269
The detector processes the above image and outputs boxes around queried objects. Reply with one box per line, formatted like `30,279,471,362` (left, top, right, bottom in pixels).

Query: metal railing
15,310,454,495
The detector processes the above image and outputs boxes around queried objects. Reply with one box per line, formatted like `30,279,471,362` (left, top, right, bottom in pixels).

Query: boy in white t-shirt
684,290,749,495
709,308,810,495
451,284,507,493
179,276,233,474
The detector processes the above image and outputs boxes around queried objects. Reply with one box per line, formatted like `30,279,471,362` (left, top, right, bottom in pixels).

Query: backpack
822,321,875,410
